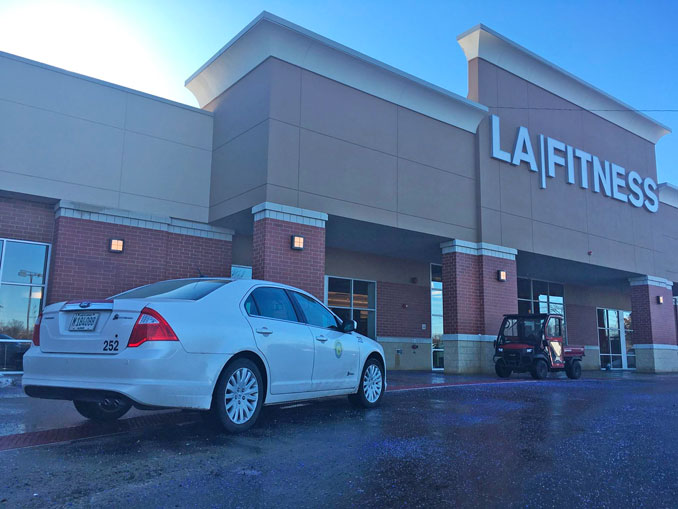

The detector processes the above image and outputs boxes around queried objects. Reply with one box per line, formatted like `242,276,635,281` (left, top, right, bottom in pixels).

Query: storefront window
517,279,566,339
431,264,443,370
597,308,635,370
326,277,376,339
0,239,50,372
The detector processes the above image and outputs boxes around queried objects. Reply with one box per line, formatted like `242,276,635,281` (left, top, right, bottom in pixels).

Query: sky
0,0,677,183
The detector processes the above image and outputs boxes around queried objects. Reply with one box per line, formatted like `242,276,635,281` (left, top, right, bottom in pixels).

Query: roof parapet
457,24,671,144
186,11,488,134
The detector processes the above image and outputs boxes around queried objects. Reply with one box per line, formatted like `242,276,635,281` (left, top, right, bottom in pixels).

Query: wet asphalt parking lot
1,371,678,508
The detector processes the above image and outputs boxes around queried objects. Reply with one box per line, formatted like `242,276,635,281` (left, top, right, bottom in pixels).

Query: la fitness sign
490,115,659,213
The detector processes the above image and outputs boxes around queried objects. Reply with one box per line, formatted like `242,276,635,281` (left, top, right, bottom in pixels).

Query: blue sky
1,0,676,183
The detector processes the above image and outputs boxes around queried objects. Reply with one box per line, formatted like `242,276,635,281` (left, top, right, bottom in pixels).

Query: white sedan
23,278,386,432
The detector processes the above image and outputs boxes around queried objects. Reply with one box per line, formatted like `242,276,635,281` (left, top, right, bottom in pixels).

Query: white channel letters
490,115,659,213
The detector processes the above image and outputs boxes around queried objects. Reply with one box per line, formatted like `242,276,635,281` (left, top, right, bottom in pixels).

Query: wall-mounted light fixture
657,295,664,304
109,239,124,253
290,235,304,250
497,270,507,282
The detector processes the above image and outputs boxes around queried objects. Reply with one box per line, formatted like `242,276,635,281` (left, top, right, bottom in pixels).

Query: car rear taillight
32,314,42,346
128,307,178,347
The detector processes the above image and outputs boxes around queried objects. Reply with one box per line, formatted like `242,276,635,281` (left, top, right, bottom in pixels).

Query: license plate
69,312,99,331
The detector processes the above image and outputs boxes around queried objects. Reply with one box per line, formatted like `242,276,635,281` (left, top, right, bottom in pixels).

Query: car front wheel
73,398,132,422
349,358,385,408
495,361,512,378
212,358,263,433
531,359,549,380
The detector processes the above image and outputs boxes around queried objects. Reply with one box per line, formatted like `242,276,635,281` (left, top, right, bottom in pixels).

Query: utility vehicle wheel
530,359,549,380
348,357,385,408
495,361,512,378
212,358,263,433
73,398,132,422
566,359,582,380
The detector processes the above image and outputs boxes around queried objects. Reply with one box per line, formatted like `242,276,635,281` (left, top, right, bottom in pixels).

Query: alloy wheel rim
363,364,383,403
225,367,259,424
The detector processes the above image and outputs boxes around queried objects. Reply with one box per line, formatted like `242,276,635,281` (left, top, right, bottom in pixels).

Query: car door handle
316,335,328,343
256,327,273,336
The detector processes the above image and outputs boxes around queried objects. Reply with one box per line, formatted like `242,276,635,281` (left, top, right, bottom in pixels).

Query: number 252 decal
103,340,119,352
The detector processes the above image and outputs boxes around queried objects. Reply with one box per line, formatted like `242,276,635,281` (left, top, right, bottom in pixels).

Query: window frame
324,275,377,339
243,285,302,324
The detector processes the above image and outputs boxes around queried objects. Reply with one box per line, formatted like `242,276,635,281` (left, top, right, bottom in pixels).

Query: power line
490,106,678,113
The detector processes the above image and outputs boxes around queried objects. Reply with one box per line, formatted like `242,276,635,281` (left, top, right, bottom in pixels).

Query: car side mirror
341,319,357,333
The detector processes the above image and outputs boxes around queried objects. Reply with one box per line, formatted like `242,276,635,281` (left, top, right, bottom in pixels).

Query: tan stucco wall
472,58,676,280
380,340,432,371
636,347,678,373
0,52,214,222
443,340,495,374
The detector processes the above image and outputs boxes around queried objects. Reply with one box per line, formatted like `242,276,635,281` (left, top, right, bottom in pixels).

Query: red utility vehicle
493,314,584,380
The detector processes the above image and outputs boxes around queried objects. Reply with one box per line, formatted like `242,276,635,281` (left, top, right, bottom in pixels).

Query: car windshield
112,279,230,300
498,317,545,345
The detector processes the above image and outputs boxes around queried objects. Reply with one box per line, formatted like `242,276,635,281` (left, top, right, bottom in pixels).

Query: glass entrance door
431,265,443,370
597,308,635,369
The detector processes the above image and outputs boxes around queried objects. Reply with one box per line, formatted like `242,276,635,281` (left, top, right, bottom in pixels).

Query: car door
545,316,564,368
288,291,360,391
244,286,314,394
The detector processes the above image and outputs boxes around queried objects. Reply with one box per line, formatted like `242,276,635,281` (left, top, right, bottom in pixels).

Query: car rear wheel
73,398,132,422
212,358,263,433
495,361,512,378
566,359,582,379
531,359,549,380
349,358,385,408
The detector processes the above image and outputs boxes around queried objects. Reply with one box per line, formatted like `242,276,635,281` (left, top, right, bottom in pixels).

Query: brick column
441,240,517,374
251,202,327,299
629,276,678,373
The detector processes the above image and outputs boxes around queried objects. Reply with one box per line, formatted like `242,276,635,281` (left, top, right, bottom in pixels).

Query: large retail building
1,12,677,373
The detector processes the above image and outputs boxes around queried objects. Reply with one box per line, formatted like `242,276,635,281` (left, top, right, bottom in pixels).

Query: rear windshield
113,280,230,300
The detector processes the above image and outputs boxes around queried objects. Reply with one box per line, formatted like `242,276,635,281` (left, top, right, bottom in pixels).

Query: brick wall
565,303,599,346
442,251,517,336
377,281,430,338
48,216,231,303
0,197,54,244
630,284,677,345
252,217,325,299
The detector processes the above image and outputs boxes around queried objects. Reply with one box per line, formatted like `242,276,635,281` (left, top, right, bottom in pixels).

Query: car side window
291,292,339,329
244,294,259,315
547,318,562,337
249,287,298,322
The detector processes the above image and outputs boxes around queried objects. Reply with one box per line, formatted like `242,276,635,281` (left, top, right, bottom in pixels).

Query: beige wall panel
0,99,123,190
264,184,299,207
298,191,397,227
267,120,300,190
325,248,430,286
298,129,397,210
532,222,589,263
209,185,267,223
120,131,211,208
397,159,476,229
630,209,657,252
586,235,636,271
530,176,589,233
117,193,208,223
397,108,475,178
268,59,301,125
0,169,120,209
210,121,269,207
526,84,584,150
207,61,272,150
480,207,502,245
495,67,529,126
477,119,502,210
500,212,534,251
565,284,630,310
0,54,126,127
634,246,656,276
395,213,475,241
499,165,534,218
381,341,432,371
585,195,636,245
475,59,498,111
125,93,213,150
300,70,397,154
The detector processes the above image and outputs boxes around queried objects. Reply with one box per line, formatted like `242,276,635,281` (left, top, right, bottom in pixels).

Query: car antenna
197,267,205,278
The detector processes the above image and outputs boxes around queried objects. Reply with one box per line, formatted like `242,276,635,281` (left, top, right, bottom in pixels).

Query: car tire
530,359,549,380
495,361,512,378
73,398,132,422
566,359,582,380
212,358,264,433
348,357,385,408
